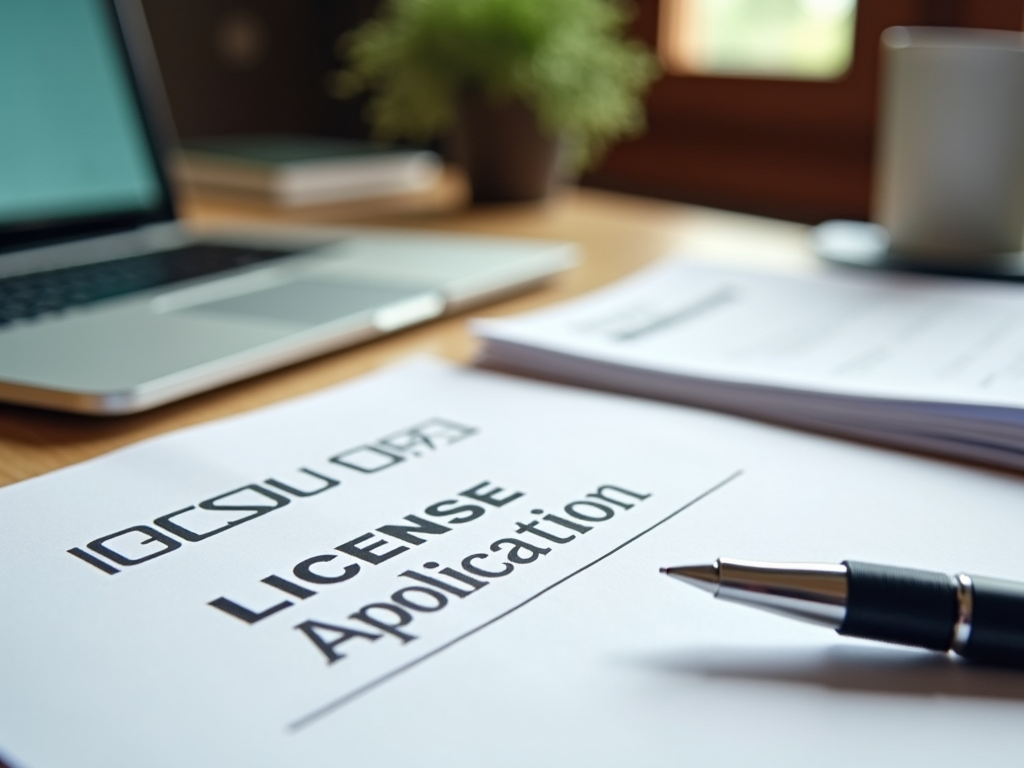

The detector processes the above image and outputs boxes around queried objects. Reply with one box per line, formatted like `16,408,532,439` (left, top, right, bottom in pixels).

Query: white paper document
1,358,1023,768
475,260,1024,468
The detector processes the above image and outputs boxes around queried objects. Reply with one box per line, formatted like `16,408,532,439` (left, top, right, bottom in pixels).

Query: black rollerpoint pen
663,558,1024,667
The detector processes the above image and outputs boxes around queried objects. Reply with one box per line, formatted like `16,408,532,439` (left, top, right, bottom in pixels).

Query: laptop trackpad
182,280,429,327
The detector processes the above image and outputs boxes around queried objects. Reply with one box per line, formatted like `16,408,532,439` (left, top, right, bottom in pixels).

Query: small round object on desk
812,219,1024,279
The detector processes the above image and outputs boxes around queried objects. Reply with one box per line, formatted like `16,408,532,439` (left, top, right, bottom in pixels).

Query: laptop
0,0,575,415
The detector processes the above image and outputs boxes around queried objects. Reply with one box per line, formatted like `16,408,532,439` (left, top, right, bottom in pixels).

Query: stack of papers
474,260,1024,471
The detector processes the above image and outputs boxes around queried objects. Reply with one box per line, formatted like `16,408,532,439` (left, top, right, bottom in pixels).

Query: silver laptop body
0,0,574,415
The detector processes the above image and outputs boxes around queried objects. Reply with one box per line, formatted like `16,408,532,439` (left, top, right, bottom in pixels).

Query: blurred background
142,0,1024,224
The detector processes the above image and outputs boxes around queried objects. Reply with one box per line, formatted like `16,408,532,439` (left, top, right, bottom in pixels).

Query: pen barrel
959,575,1024,667
838,561,958,651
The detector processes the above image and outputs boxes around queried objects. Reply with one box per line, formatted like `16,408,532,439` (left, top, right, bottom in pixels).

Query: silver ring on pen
950,573,974,654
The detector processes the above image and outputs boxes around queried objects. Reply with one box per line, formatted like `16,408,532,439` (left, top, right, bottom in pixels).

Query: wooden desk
0,184,813,489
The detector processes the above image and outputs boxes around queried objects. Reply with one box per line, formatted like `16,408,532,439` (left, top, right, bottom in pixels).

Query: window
661,0,857,80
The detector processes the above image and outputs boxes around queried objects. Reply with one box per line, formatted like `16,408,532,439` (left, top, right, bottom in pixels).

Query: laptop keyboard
0,244,294,325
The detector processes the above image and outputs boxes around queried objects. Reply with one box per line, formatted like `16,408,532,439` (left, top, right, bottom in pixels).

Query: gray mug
874,27,1024,267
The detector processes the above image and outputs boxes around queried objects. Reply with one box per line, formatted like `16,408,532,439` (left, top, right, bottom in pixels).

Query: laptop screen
0,0,171,252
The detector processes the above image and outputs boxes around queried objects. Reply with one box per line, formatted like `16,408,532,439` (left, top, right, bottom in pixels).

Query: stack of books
172,134,442,207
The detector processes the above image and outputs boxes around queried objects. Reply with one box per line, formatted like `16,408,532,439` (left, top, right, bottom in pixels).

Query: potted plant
334,0,658,202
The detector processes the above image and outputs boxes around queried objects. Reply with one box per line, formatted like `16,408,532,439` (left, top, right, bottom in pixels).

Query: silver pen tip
660,563,720,595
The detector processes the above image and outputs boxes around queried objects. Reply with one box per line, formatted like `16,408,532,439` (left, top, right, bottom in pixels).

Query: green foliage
338,0,659,169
